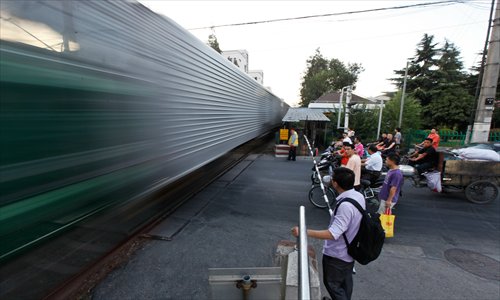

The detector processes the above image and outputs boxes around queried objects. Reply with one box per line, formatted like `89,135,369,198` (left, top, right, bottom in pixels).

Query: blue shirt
323,189,365,262
378,168,404,204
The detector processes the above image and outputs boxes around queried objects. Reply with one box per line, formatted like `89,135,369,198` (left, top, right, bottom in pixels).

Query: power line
188,0,466,30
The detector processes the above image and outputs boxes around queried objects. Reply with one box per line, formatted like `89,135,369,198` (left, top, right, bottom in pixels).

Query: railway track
0,133,276,300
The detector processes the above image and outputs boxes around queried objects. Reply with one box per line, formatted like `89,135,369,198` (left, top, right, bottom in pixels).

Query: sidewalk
91,153,500,299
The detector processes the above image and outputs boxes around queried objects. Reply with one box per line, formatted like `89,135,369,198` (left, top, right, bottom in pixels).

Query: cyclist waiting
336,142,351,166
344,143,362,190
361,145,383,185
354,136,364,158
380,133,397,156
409,138,439,183
375,132,388,150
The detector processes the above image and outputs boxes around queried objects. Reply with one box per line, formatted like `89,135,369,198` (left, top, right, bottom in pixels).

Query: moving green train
0,0,287,263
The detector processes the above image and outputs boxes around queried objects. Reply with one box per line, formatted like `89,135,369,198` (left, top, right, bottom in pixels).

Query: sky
139,0,494,107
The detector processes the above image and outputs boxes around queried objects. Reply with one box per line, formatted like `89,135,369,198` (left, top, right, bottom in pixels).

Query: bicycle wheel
309,186,336,208
465,180,499,204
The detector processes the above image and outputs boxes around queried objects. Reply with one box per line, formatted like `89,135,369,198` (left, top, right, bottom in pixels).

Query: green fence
404,129,500,149
489,131,500,141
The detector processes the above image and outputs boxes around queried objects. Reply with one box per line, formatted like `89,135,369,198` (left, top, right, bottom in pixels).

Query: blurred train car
0,0,288,263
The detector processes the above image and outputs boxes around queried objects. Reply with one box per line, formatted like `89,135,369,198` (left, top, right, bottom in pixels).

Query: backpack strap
334,197,365,246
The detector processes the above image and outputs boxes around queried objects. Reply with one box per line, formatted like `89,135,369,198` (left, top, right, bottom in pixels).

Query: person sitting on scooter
409,138,438,182
375,132,388,151
361,145,383,185
336,142,351,166
354,136,365,158
344,143,361,190
381,133,397,156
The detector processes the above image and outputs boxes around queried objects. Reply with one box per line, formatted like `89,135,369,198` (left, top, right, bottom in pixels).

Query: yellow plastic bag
380,209,395,238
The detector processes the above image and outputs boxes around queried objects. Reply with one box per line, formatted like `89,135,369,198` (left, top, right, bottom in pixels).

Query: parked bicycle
308,175,337,208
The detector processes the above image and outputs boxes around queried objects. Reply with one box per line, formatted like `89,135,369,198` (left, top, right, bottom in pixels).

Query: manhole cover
444,248,500,281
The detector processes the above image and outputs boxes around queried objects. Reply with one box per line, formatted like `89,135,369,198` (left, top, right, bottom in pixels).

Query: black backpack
334,198,385,265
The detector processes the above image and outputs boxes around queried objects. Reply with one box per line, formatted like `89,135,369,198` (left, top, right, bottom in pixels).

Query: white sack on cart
452,148,500,161
423,171,442,193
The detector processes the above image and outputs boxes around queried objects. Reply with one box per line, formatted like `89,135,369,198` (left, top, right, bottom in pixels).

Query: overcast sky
140,0,494,106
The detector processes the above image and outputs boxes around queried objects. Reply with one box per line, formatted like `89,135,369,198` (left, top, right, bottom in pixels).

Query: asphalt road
91,152,500,300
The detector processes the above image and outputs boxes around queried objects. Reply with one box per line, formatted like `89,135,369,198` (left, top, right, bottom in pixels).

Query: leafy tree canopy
382,91,422,133
299,48,363,107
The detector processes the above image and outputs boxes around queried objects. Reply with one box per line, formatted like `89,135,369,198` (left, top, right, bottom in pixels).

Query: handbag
380,208,395,238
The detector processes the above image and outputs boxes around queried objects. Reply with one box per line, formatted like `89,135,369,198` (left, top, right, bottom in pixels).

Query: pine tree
391,34,439,107
427,41,473,130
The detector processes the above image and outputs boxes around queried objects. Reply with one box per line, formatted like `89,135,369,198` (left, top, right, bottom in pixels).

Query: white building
248,70,263,85
221,50,248,73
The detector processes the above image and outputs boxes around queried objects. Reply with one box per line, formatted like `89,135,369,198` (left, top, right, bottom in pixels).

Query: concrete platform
91,153,500,300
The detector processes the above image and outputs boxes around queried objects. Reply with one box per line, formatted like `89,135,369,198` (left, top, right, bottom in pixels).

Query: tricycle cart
440,158,500,204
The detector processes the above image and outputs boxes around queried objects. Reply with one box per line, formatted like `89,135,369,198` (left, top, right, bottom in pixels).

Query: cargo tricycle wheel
464,180,499,204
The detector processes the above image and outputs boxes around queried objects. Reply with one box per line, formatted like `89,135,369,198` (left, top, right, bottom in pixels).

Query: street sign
280,129,289,140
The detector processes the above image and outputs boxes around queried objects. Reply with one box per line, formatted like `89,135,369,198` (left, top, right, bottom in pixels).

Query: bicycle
308,175,338,208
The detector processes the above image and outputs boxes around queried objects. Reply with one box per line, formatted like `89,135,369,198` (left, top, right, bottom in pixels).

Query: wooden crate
442,160,500,186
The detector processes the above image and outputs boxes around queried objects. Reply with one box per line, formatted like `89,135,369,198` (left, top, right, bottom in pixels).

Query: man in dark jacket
409,138,438,177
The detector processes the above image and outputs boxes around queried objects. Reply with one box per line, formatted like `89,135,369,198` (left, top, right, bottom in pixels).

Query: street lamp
344,86,352,131
376,95,390,138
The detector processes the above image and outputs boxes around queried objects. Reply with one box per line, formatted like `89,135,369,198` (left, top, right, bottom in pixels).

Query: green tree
391,35,484,130
426,41,473,130
299,48,363,107
382,91,422,133
392,34,439,107
207,33,222,54
347,105,379,141
465,53,483,98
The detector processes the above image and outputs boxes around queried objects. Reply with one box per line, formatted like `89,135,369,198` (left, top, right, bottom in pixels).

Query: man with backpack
292,167,365,300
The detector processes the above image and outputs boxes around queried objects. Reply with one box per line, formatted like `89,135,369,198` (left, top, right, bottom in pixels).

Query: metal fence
403,129,500,149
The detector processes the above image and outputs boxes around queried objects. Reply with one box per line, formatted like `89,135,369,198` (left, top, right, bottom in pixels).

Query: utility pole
398,60,409,128
337,86,349,129
471,0,499,143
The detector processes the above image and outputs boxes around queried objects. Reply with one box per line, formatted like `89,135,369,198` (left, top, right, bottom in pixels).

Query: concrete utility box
208,267,282,300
